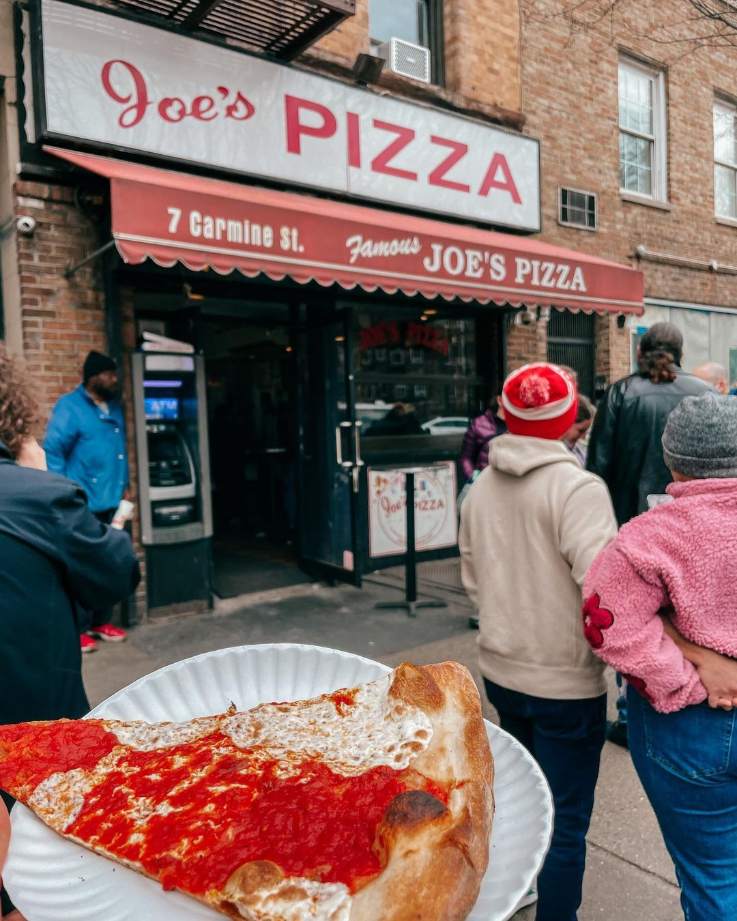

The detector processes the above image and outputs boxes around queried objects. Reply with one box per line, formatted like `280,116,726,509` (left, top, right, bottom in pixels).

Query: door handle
336,422,352,468
353,420,364,467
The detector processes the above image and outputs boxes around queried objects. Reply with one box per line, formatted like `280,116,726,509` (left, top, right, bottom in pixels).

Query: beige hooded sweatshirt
460,433,617,700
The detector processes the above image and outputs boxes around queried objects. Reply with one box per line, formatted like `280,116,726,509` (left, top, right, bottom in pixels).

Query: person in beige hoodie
460,363,617,921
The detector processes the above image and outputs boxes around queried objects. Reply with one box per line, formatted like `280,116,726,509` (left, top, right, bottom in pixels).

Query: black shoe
468,615,479,629
606,719,629,749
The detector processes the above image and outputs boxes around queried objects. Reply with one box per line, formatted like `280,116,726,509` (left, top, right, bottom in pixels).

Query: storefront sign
38,0,541,230
368,464,457,558
46,147,645,313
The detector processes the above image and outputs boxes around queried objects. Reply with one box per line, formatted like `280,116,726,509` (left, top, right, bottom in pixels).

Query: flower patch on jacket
582,594,614,649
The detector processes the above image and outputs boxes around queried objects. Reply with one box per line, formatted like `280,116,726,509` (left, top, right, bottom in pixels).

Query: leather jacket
586,370,710,525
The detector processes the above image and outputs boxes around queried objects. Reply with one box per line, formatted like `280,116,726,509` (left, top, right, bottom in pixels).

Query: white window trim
618,57,668,204
714,97,737,219
557,186,598,231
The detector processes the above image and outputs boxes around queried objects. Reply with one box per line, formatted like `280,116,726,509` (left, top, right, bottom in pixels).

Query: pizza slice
0,661,493,921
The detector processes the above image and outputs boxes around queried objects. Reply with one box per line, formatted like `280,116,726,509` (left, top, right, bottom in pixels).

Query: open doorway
199,306,308,598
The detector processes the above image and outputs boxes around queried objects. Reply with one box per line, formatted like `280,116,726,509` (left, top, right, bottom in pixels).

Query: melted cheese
226,878,351,921
223,674,433,775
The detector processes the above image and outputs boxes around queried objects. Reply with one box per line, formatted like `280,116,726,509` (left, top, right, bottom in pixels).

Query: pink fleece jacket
583,478,737,713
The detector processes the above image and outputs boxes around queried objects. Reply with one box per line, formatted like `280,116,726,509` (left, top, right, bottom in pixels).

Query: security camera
515,308,537,327
16,215,37,236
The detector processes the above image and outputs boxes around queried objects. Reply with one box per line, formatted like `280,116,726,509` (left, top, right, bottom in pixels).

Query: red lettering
428,137,470,192
191,96,217,121
347,111,361,168
478,153,522,203
157,97,187,123
285,95,337,154
371,120,417,181
100,60,149,129
225,91,256,121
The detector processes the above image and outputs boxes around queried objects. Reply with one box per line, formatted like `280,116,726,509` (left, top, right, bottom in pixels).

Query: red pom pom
518,374,551,407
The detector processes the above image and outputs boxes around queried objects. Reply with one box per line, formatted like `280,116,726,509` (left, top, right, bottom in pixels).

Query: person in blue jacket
45,351,131,652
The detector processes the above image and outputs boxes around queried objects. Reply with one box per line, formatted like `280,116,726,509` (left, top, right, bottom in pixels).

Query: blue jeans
628,687,737,921
484,680,606,921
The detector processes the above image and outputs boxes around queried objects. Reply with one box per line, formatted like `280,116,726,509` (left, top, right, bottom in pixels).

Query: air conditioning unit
376,38,432,84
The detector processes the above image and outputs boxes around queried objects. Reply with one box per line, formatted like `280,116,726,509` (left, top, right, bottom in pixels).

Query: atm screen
145,397,179,420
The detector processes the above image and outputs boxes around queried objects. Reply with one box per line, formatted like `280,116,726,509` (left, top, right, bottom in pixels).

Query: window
618,58,667,201
559,188,597,230
547,311,596,398
369,0,431,47
714,99,737,220
354,309,479,441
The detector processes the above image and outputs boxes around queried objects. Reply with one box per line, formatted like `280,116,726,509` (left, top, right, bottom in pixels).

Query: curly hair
0,345,39,459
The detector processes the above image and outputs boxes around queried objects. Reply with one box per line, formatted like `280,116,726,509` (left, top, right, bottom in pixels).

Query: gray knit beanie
662,392,737,478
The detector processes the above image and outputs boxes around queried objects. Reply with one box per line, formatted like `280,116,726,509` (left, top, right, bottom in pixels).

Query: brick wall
521,0,737,382
310,0,523,126
13,180,107,420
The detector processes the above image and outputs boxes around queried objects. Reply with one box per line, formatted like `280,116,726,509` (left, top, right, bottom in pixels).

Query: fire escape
104,0,355,58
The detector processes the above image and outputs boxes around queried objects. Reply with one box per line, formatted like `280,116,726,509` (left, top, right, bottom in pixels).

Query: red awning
46,146,644,315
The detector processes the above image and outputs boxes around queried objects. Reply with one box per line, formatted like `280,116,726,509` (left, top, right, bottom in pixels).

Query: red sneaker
88,623,127,643
80,633,98,654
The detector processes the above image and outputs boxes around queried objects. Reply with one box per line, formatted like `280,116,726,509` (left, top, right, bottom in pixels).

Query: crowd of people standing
460,322,737,921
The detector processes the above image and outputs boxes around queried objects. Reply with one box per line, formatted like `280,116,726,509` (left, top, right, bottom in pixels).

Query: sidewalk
85,571,681,921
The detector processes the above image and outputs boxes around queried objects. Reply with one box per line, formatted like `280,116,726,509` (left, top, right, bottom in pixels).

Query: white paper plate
5,644,553,921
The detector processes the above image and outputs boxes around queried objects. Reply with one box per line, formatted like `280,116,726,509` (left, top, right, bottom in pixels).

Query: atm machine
132,351,213,610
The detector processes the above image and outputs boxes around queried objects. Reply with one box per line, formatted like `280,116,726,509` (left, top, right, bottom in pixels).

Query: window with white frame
714,99,737,219
618,58,667,200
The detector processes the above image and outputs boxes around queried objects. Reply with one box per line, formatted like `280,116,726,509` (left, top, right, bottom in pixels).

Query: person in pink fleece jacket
584,391,737,921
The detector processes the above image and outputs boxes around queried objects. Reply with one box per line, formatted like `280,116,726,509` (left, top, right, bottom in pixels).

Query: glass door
296,306,363,585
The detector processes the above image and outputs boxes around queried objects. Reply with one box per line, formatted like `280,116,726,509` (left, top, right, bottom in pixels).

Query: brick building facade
0,0,729,617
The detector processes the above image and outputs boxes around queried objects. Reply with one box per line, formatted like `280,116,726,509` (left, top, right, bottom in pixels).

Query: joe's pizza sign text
38,0,541,230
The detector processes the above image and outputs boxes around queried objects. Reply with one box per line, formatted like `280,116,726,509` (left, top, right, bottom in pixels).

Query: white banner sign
39,0,541,230
368,464,458,558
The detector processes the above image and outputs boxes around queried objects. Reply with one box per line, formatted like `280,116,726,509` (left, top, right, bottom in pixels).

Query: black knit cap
83,350,117,383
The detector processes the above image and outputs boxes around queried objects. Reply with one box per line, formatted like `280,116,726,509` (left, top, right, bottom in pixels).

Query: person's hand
693,647,737,710
0,798,27,921
15,437,46,471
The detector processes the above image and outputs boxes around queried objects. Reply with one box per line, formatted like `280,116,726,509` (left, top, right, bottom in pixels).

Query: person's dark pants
79,508,116,634
484,680,606,921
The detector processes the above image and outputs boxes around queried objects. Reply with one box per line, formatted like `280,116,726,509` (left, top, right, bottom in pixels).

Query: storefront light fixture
423,308,438,316
183,283,205,302
352,52,385,86
335,335,345,342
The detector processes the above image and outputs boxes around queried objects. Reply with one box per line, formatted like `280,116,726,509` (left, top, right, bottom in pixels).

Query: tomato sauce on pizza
0,664,493,921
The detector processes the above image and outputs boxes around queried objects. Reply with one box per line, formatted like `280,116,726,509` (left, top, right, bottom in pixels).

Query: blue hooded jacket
45,385,129,513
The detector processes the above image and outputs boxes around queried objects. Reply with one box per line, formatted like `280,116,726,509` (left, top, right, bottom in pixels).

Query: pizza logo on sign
375,471,449,550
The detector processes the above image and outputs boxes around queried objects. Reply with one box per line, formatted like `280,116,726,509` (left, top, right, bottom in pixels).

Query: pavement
84,570,682,921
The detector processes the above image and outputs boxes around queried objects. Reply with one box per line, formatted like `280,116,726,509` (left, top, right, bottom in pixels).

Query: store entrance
200,308,307,599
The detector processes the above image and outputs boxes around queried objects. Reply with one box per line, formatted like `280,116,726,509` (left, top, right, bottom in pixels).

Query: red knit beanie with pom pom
501,363,578,440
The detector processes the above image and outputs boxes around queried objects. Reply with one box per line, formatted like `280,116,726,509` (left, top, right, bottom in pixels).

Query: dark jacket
460,410,507,482
587,370,710,525
0,444,140,726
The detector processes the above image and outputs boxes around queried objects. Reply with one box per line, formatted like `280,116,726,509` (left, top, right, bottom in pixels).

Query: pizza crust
348,662,494,921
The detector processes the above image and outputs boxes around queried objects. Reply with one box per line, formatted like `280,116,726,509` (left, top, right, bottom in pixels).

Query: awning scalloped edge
116,242,641,316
